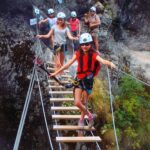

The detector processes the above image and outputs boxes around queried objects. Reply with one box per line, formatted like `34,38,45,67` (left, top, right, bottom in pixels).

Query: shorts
74,74,94,95
71,31,78,37
53,44,67,55
71,31,79,51
89,28,99,37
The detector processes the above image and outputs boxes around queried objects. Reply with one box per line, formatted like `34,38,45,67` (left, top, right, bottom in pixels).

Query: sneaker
88,114,97,128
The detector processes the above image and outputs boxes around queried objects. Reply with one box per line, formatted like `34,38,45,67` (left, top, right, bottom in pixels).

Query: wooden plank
47,61,55,66
47,67,55,71
48,80,69,84
48,85,64,89
49,91,73,94
52,115,88,119
53,125,95,131
56,136,101,142
51,106,79,111
49,98,74,102
61,74,72,78
47,67,69,73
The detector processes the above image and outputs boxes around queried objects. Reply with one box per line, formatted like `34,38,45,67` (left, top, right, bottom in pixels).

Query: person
67,11,81,52
38,8,57,47
39,8,57,29
37,12,78,72
50,33,116,130
84,6,101,51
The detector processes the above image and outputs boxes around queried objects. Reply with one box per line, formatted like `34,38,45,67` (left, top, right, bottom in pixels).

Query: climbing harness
34,57,78,89
33,57,64,86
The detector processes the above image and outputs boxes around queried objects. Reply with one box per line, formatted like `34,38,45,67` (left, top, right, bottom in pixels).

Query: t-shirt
48,17,57,28
51,25,69,45
69,18,80,32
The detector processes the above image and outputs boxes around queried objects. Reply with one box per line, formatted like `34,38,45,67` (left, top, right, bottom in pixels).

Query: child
67,11,81,52
38,8,57,47
50,33,116,128
39,8,57,30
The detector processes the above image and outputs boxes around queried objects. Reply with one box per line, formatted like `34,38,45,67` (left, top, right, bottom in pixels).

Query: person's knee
74,100,81,107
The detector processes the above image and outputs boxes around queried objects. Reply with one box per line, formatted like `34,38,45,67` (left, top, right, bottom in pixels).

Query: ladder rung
53,125,95,130
47,67,55,71
52,115,88,119
47,61,55,66
56,136,101,142
48,80,69,84
51,106,79,111
61,74,72,78
49,91,73,94
49,85,64,89
49,98,74,102
47,67,69,73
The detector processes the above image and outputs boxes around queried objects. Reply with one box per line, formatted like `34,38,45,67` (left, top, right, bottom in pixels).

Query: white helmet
90,6,96,12
57,12,66,19
71,11,77,17
79,33,93,44
48,8,54,14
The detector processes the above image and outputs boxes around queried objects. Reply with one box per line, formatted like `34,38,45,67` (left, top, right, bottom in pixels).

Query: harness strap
77,50,94,74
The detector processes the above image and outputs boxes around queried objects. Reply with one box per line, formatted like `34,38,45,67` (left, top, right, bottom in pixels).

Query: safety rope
118,69,150,87
13,66,35,150
35,71,54,150
106,67,120,150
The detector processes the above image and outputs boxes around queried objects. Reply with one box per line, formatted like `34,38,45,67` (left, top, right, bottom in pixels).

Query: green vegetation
114,76,150,150
90,75,150,150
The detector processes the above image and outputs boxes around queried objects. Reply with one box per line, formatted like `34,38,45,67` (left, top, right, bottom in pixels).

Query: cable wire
106,67,120,150
118,69,150,87
36,71,54,150
13,66,35,150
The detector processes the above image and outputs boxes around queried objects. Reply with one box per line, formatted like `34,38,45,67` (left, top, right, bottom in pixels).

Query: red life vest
76,50,101,79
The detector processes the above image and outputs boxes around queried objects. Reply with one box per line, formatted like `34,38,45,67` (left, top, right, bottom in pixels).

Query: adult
84,6,101,51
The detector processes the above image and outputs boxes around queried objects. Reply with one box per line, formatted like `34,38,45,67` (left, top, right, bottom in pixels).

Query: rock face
0,0,33,17
116,0,150,34
100,0,150,83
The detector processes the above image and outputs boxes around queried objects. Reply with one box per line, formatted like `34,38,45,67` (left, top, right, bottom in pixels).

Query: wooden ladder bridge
47,62,101,144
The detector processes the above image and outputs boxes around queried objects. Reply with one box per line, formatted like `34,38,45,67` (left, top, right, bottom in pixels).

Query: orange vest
76,50,101,79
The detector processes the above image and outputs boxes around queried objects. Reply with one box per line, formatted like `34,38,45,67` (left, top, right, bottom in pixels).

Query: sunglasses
90,10,95,13
80,43,91,46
